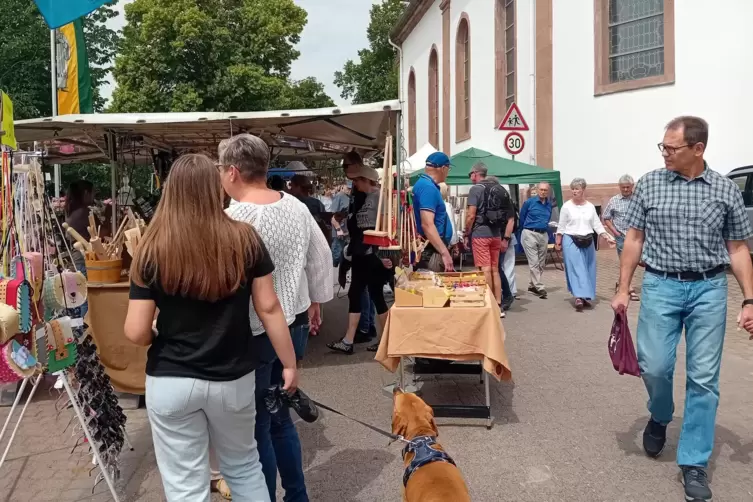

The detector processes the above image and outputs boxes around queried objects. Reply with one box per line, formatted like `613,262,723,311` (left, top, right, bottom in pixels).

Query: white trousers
146,371,270,502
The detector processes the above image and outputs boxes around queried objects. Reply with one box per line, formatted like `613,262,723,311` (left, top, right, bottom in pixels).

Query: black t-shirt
129,247,275,381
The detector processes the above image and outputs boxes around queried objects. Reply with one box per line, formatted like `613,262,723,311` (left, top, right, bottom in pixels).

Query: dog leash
312,400,409,444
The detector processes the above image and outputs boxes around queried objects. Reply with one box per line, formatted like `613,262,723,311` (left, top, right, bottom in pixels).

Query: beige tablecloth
375,289,511,381
85,282,147,395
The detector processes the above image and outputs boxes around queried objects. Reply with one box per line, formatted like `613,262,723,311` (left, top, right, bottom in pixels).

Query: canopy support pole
50,29,61,197
107,132,118,235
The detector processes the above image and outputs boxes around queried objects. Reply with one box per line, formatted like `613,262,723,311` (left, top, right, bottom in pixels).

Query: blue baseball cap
426,152,451,168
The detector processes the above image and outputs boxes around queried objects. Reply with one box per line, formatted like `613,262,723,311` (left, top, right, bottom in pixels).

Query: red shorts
471,237,502,267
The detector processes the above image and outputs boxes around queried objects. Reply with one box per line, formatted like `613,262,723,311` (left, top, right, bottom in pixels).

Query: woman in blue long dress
555,178,615,311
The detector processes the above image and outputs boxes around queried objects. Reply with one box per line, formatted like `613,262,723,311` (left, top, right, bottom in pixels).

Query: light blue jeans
637,271,728,467
146,371,270,502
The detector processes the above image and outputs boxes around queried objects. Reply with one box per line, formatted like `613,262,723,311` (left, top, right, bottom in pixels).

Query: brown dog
392,390,471,502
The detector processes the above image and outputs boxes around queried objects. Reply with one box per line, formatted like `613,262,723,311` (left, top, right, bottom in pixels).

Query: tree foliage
333,0,404,104
0,0,120,119
110,0,333,113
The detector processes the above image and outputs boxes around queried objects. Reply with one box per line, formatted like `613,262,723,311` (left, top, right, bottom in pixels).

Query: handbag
0,277,33,333
608,310,641,377
571,234,594,249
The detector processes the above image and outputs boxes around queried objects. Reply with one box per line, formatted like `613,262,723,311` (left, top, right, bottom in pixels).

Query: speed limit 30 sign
504,132,525,156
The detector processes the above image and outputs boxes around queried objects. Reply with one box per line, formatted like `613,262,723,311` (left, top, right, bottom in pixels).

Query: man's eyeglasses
657,143,692,155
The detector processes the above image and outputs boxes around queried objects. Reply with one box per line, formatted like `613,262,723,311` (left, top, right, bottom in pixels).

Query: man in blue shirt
519,182,553,298
413,152,454,271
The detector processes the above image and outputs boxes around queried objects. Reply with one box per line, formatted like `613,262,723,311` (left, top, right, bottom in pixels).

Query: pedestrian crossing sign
498,103,529,131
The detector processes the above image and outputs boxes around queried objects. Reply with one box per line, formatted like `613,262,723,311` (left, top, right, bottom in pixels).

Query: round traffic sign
504,132,525,155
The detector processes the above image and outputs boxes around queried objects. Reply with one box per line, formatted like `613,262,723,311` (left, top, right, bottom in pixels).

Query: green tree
0,0,120,119
280,78,335,110
110,0,332,112
333,0,404,104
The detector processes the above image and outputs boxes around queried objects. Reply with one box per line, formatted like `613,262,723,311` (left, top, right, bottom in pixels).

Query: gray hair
470,162,488,177
218,134,269,182
618,174,634,185
570,177,587,190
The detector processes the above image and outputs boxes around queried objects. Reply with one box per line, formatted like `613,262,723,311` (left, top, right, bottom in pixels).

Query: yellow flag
56,19,93,115
0,92,17,150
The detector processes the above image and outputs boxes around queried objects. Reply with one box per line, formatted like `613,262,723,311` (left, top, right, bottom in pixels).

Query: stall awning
13,100,401,164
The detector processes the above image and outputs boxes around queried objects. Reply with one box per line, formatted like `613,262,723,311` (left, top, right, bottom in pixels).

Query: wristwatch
503,235,511,241
742,299,753,308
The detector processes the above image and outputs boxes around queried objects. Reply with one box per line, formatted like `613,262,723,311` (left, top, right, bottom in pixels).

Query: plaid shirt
625,163,753,273
602,193,632,235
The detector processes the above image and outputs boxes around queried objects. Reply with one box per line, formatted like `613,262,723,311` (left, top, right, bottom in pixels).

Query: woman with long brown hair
124,154,297,502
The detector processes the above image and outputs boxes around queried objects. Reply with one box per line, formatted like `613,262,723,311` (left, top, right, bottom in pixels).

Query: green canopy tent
409,147,563,207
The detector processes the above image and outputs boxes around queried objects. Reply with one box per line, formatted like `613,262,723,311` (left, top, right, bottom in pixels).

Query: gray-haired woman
555,178,615,311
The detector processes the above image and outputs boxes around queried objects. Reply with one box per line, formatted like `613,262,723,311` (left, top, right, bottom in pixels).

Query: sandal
574,298,584,312
366,341,380,352
629,290,640,301
211,478,232,500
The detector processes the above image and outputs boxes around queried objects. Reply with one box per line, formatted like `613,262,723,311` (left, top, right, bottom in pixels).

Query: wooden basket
450,287,486,308
85,258,124,284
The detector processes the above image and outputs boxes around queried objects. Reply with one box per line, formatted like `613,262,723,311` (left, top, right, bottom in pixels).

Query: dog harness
402,436,457,487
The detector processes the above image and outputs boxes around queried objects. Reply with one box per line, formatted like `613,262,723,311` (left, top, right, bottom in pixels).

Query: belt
645,265,725,281
524,228,547,234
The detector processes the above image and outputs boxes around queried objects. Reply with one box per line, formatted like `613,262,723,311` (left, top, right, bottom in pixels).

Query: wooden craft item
363,135,393,246
90,237,109,260
62,223,91,250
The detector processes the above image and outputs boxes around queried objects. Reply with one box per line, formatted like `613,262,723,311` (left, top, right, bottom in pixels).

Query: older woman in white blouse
556,178,615,311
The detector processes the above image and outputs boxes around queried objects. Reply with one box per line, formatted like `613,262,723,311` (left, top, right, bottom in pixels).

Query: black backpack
482,182,509,228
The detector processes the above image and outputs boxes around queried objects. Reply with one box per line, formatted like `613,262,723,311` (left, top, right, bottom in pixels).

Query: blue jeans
146,372,269,502
615,233,625,256
358,289,376,333
331,237,346,267
637,271,728,467
255,324,310,502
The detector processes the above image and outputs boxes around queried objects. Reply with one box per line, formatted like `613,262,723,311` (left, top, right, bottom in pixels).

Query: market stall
375,270,510,429
11,100,402,397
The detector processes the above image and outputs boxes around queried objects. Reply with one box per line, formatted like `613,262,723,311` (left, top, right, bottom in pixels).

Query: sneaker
681,466,712,502
501,297,514,311
499,307,506,318
642,418,667,458
327,339,354,354
354,330,372,344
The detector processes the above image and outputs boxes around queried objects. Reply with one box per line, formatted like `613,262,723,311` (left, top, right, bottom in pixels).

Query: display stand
404,358,492,429
0,371,123,501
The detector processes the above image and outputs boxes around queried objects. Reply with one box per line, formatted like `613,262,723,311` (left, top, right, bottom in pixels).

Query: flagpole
50,29,61,197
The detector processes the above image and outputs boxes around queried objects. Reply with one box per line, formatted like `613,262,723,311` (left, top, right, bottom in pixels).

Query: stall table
375,289,511,428
85,282,147,394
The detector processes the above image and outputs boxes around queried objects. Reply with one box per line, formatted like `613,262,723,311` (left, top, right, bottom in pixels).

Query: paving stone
1,252,752,501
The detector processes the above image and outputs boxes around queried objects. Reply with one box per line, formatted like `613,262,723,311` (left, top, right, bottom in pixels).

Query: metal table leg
484,370,492,429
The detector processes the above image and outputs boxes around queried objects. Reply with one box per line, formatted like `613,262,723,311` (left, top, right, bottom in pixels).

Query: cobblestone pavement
1,251,752,501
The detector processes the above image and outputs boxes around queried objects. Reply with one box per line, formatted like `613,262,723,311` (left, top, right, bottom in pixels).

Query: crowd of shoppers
125,114,753,502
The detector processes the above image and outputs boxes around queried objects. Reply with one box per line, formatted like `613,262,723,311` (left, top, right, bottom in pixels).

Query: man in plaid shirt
602,174,639,299
612,116,753,502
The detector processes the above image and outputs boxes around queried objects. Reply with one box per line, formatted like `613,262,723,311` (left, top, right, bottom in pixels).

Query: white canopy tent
13,100,402,234
13,100,401,165
401,142,437,174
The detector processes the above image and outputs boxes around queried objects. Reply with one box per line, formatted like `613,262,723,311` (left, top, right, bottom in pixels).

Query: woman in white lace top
556,177,615,311
215,134,333,501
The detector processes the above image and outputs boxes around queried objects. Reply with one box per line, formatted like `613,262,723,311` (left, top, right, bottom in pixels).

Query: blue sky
102,0,378,106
